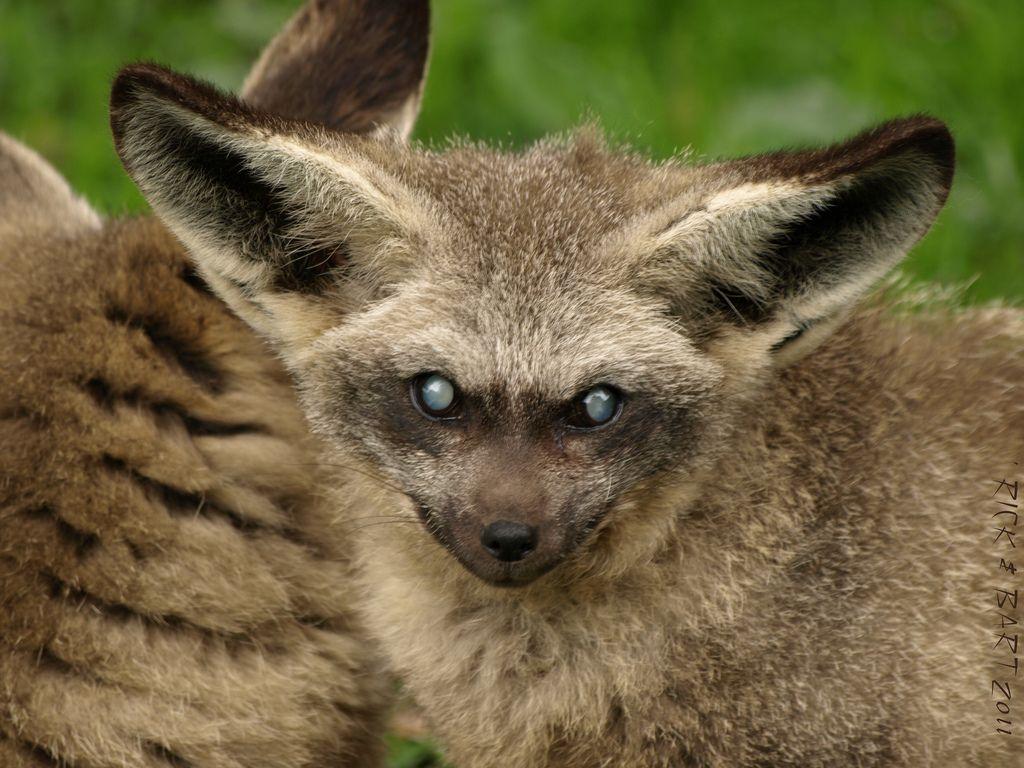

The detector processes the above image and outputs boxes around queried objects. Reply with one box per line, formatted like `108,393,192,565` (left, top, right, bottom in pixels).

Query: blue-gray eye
412,373,461,419
568,385,622,429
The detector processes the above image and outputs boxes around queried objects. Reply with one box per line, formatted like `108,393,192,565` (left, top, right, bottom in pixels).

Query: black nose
480,520,538,562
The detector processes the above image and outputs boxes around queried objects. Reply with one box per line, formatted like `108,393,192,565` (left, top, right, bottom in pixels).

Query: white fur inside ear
706,180,806,212
170,215,274,290
705,311,847,372
756,268,886,366
265,134,411,228
253,291,343,364
199,268,276,335
651,181,820,254
770,314,848,366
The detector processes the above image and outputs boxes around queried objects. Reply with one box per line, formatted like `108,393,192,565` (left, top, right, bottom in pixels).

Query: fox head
110,0,953,588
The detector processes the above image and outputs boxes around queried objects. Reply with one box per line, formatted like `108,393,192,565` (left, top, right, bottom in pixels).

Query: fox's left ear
631,117,955,365
110,65,436,349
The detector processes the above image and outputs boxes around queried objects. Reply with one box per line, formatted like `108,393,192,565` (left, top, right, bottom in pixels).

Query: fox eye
412,373,462,419
567,385,622,430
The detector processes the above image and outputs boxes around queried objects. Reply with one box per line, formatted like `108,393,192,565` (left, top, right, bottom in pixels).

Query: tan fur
0,0,440,764
327,143,1021,767
0,200,388,766
0,134,101,241
103,4,1023,766
350,295,1024,767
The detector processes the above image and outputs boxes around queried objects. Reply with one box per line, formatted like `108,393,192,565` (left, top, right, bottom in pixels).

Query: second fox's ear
110,64,434,344
629,117,955,365
0,133,100,242
241,0,431,138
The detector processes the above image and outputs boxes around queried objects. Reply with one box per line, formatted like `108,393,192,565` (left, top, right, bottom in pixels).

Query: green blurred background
0,0,1019,762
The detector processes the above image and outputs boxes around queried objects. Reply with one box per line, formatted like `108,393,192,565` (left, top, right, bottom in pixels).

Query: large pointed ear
630,117,955,365
240,0,430,138
0,133,100,243
110,64,436,348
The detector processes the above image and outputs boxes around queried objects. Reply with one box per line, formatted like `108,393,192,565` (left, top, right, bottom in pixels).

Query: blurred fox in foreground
5,0,1023,765
0,1,439,764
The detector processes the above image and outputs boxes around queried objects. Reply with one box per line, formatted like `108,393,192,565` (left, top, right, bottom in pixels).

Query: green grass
0,1,1019,763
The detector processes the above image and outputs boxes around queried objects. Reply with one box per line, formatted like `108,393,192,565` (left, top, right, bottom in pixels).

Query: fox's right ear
240,0,431,138
627,117,954,368
110,64,435,347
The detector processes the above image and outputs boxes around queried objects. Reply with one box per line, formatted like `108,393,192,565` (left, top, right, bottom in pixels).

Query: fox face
291,150,727,585
305,288,716,585
110,63,953,587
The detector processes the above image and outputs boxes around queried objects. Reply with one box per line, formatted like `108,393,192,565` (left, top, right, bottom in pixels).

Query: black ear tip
109,63,253,154
110,63,184,146
876,115,956,191
909,116,955,190
110,63,178,112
